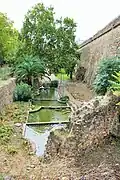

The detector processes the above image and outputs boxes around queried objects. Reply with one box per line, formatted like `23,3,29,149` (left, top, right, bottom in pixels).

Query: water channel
24,88,70,156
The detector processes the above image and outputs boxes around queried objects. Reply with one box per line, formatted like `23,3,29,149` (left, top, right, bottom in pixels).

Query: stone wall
44,93,120,163
77,15,120,86
0,78,16,112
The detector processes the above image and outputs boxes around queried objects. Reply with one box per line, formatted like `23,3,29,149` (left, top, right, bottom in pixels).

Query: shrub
13,82,32,101
109,72,120,96
15,55,46,86
109,72,120,105
50,80,59,88
93,57,120,95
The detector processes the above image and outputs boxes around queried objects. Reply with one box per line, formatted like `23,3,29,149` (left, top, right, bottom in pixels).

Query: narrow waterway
24,87,70,156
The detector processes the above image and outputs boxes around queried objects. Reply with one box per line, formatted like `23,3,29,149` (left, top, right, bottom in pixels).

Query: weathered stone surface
75,66,86,81
44,131,63,162
4,176,12,180
44,92,120,163
0,78,16,112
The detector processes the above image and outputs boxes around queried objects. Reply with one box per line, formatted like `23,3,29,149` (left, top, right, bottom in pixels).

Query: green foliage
0,125,13,144
0,12,19,64
50,80,59,88
109,72,120,97
0,174,4,180
93,57,120,95
57,69,70,80
13,82,32,101
20,3,79,77
15,55,46,86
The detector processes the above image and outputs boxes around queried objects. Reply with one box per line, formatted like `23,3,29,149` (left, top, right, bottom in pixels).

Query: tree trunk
28,76,32,86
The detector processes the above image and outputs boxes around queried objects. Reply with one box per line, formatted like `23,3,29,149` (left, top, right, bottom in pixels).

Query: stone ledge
80,15,120,48
0,78,16,112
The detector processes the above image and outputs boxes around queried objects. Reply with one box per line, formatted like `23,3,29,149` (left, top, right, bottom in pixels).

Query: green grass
56,73,70,81
0,174,4,180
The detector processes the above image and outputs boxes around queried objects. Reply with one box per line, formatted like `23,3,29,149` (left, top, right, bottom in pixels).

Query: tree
15,55,47,86
0,12,19,64
21,3,79,77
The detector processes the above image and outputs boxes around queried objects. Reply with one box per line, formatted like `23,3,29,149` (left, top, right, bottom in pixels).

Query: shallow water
24,87,70,156
28,109,70,123
32,100,66,108
35,88,58,100
25,124,66,156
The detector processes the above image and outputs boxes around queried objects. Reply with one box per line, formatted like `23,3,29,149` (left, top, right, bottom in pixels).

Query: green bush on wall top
93,57,120,95
13,82,32,101
50,80,59,88
109,72,120,94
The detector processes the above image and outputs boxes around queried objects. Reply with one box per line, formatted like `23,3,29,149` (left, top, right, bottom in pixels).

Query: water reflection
24,124,66,156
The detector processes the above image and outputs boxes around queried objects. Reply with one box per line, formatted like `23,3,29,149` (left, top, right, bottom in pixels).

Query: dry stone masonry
44,92,120,162
77,15,120,86
0,78,16,112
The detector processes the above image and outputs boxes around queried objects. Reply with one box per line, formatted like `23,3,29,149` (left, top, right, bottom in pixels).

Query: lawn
56,69,70,81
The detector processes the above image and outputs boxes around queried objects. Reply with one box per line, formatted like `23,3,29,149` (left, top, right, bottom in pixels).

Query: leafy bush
109,72,120,96
93,57,120,95
13,82,32,101
50,80,59,88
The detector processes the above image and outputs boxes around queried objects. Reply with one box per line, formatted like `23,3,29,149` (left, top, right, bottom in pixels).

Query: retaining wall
0,78,16,111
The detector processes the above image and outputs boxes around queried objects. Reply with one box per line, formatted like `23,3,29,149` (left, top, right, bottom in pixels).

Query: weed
0,125,13,144
7,145,18,155
0,174,4,180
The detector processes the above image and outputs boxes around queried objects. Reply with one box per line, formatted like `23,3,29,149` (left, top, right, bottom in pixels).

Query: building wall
78,15,120,86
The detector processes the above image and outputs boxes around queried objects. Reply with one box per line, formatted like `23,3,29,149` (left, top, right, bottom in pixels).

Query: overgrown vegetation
109,72,120,94
0,2,80,103
93,57,120,95
0,12,19,64
109,72,120,105
0,102,29,123
20,3,79,78
13,82,32,101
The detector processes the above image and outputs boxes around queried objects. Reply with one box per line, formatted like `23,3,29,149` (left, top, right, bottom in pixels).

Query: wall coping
80,15,120,49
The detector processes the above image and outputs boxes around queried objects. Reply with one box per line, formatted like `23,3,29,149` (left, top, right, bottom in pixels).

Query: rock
80,176,86,180
15,123,22,127
30,164,35,168
26,167,31,171
4,176,12,180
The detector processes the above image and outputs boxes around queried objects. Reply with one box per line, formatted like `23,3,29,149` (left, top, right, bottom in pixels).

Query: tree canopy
0,12,19,64
20,3,79,78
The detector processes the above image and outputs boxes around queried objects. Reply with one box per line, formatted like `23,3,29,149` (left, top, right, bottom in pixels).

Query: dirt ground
66,82,94,102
